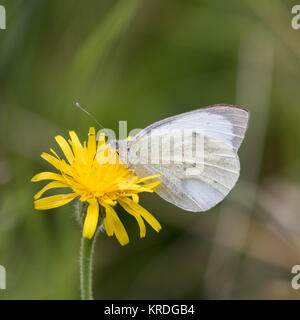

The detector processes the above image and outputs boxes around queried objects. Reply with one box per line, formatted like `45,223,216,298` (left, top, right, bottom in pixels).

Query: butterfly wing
127,105,249,212
131,104,248,151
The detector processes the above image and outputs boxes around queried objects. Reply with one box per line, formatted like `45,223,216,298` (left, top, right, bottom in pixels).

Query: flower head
31,127,162,245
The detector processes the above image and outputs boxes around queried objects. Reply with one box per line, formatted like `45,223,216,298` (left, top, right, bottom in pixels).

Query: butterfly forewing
124,105,249,212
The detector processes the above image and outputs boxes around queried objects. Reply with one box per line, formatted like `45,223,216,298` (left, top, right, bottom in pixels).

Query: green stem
80,235,96,300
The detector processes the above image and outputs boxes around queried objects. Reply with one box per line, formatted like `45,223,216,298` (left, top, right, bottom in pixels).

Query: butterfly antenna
75,102,107,132
76,102,117,141
75,102,119,163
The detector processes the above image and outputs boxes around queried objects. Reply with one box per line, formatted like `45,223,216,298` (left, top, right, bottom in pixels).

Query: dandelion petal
34,193,77,210
83,199,99,239
105,205,129,246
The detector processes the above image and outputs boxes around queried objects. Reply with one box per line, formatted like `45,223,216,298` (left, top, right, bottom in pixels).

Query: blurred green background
1,0,300,299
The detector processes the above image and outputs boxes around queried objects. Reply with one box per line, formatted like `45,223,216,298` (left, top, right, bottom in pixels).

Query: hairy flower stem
80,233,97,300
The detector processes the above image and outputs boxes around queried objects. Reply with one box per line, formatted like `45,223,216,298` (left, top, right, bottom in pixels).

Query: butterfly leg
126,169,136,184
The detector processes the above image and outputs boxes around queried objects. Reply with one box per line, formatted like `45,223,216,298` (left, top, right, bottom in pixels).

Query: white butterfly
112,104,249,212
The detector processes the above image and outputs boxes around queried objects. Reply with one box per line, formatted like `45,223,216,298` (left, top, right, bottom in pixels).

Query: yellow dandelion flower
31,127,162,245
